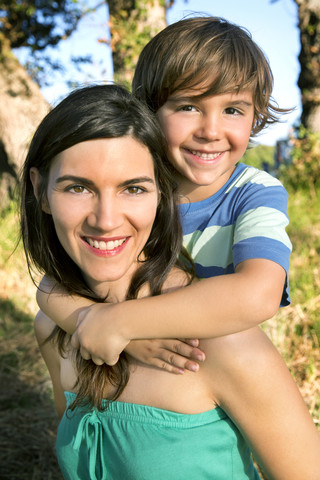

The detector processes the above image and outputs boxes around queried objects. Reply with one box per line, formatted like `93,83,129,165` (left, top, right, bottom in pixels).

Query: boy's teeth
87,238,126,251
190,150,221,160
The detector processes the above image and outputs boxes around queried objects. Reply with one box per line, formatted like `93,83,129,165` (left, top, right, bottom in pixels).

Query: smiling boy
37,17,292,369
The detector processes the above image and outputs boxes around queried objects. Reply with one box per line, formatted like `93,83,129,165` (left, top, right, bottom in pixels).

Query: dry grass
263,299,320,427
0,206,62,479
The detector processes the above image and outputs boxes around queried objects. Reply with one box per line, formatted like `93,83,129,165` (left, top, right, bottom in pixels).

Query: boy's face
157,90,254,202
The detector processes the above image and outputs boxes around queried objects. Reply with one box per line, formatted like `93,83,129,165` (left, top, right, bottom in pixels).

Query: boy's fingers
71,331,80,349
159,352,199,373
90,355,105,366
171,340,205,362
179,338,200,347
71,331,104,365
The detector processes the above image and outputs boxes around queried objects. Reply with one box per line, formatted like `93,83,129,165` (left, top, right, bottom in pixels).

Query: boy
37,17,292,370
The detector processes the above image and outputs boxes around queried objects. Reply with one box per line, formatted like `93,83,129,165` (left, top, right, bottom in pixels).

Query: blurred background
0,1,319,478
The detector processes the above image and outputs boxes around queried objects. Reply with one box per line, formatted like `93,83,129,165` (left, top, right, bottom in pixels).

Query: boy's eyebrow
167,94,253,107
228,100,253,107
166,94,195,103
55,175,156,187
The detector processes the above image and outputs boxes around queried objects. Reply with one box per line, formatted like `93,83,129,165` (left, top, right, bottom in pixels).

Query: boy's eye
225,107,241,115
178,104,197,112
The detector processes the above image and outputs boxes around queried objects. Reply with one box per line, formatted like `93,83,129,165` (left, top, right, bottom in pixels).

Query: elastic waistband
64,391,226,429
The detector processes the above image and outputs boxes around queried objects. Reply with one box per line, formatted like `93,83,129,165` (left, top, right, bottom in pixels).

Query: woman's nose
86,195,123,232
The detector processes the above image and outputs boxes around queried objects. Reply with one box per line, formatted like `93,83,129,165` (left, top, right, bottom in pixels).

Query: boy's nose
195,114,222,141
87,195,124,232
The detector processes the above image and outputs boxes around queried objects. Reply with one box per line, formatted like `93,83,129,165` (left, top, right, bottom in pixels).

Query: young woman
21,84,320,480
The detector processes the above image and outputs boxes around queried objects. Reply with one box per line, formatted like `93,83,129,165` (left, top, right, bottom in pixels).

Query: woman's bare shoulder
34,310,57,344
162,267,196,293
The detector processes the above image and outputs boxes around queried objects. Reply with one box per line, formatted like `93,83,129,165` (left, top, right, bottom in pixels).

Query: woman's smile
82,235,129,256
43,137,159,298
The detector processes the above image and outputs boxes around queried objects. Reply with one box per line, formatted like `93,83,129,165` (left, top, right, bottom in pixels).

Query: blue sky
38,0,301,146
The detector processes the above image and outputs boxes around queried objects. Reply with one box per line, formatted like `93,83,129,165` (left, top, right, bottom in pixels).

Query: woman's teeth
87,238,126,251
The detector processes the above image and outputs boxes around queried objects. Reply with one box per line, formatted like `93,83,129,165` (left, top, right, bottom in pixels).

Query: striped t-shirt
179,162,292,306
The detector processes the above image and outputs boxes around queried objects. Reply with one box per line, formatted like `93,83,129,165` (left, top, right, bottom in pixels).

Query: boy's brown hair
132,16,289,135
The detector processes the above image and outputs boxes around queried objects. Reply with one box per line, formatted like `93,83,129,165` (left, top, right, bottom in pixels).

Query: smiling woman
30,137,160,300
19,84,320,480
20,82,193,415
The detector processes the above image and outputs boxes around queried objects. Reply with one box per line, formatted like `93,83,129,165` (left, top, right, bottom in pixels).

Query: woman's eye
125,186,145,195
68,185,88,194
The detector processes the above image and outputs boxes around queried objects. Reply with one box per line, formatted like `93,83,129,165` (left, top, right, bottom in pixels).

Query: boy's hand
71,303,130,366
125,339,205,374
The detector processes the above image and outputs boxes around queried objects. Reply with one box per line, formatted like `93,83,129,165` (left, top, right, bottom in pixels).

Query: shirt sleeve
232,177,292,306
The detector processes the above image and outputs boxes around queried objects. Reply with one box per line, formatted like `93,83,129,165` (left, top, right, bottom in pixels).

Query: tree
0,1,88,210
0,0,170,210
108,0,168,87
294,0,320,132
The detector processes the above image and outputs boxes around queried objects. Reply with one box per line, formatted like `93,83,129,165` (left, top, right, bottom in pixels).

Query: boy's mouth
188,149,222,160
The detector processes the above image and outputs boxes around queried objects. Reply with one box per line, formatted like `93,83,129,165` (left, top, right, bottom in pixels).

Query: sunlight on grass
0,188,319,458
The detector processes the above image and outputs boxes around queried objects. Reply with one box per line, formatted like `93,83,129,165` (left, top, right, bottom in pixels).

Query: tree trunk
295,0,320,132
0,53,49,210
107,0,167,87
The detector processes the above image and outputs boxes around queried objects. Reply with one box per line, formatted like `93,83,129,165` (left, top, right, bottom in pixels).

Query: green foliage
0,0,86,85
0,187,319,477
286,189,320,309
0,0,82,52
242,143,275,170
279,126,320,195
109,0,166,88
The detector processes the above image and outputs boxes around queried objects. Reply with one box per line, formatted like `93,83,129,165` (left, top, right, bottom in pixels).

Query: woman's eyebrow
119,177,156,187
55,175,155,187
55,175,94,186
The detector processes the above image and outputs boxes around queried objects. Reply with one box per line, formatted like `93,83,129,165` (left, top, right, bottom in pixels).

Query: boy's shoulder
226,163,285,192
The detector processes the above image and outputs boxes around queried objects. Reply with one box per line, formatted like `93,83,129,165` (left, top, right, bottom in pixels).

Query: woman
21,84,320,480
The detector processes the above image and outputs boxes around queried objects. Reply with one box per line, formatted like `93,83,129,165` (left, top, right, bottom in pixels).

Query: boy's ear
29,167,51,214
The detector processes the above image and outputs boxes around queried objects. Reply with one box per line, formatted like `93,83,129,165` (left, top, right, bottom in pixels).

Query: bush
279,126,320,196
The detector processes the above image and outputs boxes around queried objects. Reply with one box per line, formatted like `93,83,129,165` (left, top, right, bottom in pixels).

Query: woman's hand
71,303,130,366
125,338,205,374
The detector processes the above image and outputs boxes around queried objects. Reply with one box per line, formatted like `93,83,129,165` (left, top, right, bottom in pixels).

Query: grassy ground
0,186,319,479
0,203,63,479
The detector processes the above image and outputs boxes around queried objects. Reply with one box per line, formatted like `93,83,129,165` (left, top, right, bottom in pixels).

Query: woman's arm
34,310,66,419
72,258,285,365
201,327,320,480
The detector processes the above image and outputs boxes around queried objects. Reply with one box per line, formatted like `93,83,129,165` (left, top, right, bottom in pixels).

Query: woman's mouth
83,237,128,254
86,237,126,251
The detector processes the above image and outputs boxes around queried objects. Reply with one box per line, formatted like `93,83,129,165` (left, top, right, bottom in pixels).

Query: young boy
37,16,292,370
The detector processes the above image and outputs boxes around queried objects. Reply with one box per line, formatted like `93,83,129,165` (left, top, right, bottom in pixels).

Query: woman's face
34,137,159,300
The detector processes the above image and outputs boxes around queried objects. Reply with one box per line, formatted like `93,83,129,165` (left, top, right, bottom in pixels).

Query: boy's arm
37,276,93,335
72,257,286,365
37,276,205,373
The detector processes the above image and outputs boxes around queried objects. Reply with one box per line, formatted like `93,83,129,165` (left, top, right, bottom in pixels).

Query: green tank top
56,391,260,479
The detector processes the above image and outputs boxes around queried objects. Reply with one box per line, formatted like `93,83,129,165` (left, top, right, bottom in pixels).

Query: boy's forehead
167,88,254,103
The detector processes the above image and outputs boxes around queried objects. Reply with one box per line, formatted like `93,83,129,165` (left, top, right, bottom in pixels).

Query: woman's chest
59,354,215,414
